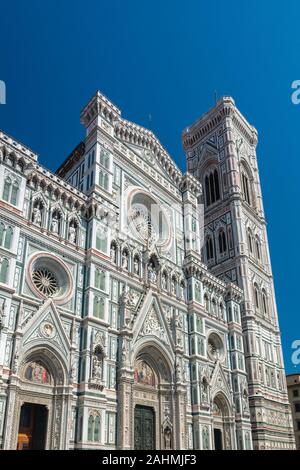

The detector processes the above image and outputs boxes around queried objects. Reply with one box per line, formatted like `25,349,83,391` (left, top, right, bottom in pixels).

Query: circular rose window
207,332,224,361
127,188,171,250
27,252,73,304
32,268,59,296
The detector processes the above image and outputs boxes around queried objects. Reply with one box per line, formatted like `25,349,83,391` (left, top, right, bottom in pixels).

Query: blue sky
0,0,299,373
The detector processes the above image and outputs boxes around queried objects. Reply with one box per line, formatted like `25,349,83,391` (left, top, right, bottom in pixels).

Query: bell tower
182,97,295,449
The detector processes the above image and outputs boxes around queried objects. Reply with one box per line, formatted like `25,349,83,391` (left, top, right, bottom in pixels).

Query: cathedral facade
0,92,295,450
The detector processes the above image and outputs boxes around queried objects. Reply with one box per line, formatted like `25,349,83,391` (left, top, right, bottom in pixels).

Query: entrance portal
17,403,48,450
213,428,223,450
134,405,155,450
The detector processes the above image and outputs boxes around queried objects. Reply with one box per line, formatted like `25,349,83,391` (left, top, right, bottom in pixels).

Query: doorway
17,403,48,450
214,428,223,450
134,405,155,450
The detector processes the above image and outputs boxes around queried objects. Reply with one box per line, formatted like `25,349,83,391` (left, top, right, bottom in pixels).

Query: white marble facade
0,92,295,450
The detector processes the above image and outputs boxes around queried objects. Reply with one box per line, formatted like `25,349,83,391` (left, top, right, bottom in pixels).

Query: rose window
32,267,59,297
207,333,224,361
127,189,171,249
27,252,74,304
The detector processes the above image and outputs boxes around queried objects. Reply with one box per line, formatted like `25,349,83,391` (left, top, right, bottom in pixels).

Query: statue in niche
110,244,117,263
0,298,6,331
122,251,129,270
201,377,209,403
148,261,157,283
68,222,77,243
171,278,176,295
133,257,139,275
121,338,129,363
51,213,59,234
164,426,172,450
242,389,249,412
32,205,42,225
175,357,182,382
162,273,167,290
92,355,103,381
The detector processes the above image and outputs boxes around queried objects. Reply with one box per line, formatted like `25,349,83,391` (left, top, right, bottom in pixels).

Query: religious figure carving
133,257,139,275
175,357,182,382
201,377,209,403
164,426,172,450
0,299,6,331
122,251,129,270
51,213,59,234
148,262,157,283
110,244,117,263
32,206,42,225
68,223,76,243
242,389,249,413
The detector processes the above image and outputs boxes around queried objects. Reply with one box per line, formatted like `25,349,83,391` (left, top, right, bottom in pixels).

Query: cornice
182,96,258,150
0,130,38,162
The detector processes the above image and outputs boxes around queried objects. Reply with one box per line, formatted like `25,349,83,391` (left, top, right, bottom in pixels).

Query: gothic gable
209,360,232,403
22,298,71,357
123,141,182,187
132,290,175,352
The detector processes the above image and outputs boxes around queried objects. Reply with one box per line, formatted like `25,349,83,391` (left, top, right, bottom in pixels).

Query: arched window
0,258,9,283
214,169,220,200
256,236,261,261
218,229,227,254
205,176,211,206
241,173,251,205
206,236,214,260
194,281,201,302
0,223,5,245
204,293,209,311
100,149,110,169
94,296,105,319
4,226,13,249
253,283,259,310
94,415,101,441
99,171,109,190
88,415,94,441
2,177,11,202
171,276,177,295
180,280,185,300
96,226,108,253
211,298,217,315
209,172,215,204
219,302,225,320
262,289,268,315
248,229,253,254
10,182,19,205
204,169,221,207
95,268,105,290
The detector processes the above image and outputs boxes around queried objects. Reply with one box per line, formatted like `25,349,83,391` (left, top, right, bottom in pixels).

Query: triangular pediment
125,142,181,186
199,142,218,162
22,298,71,357
132,290,174,351
209,360,232,401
